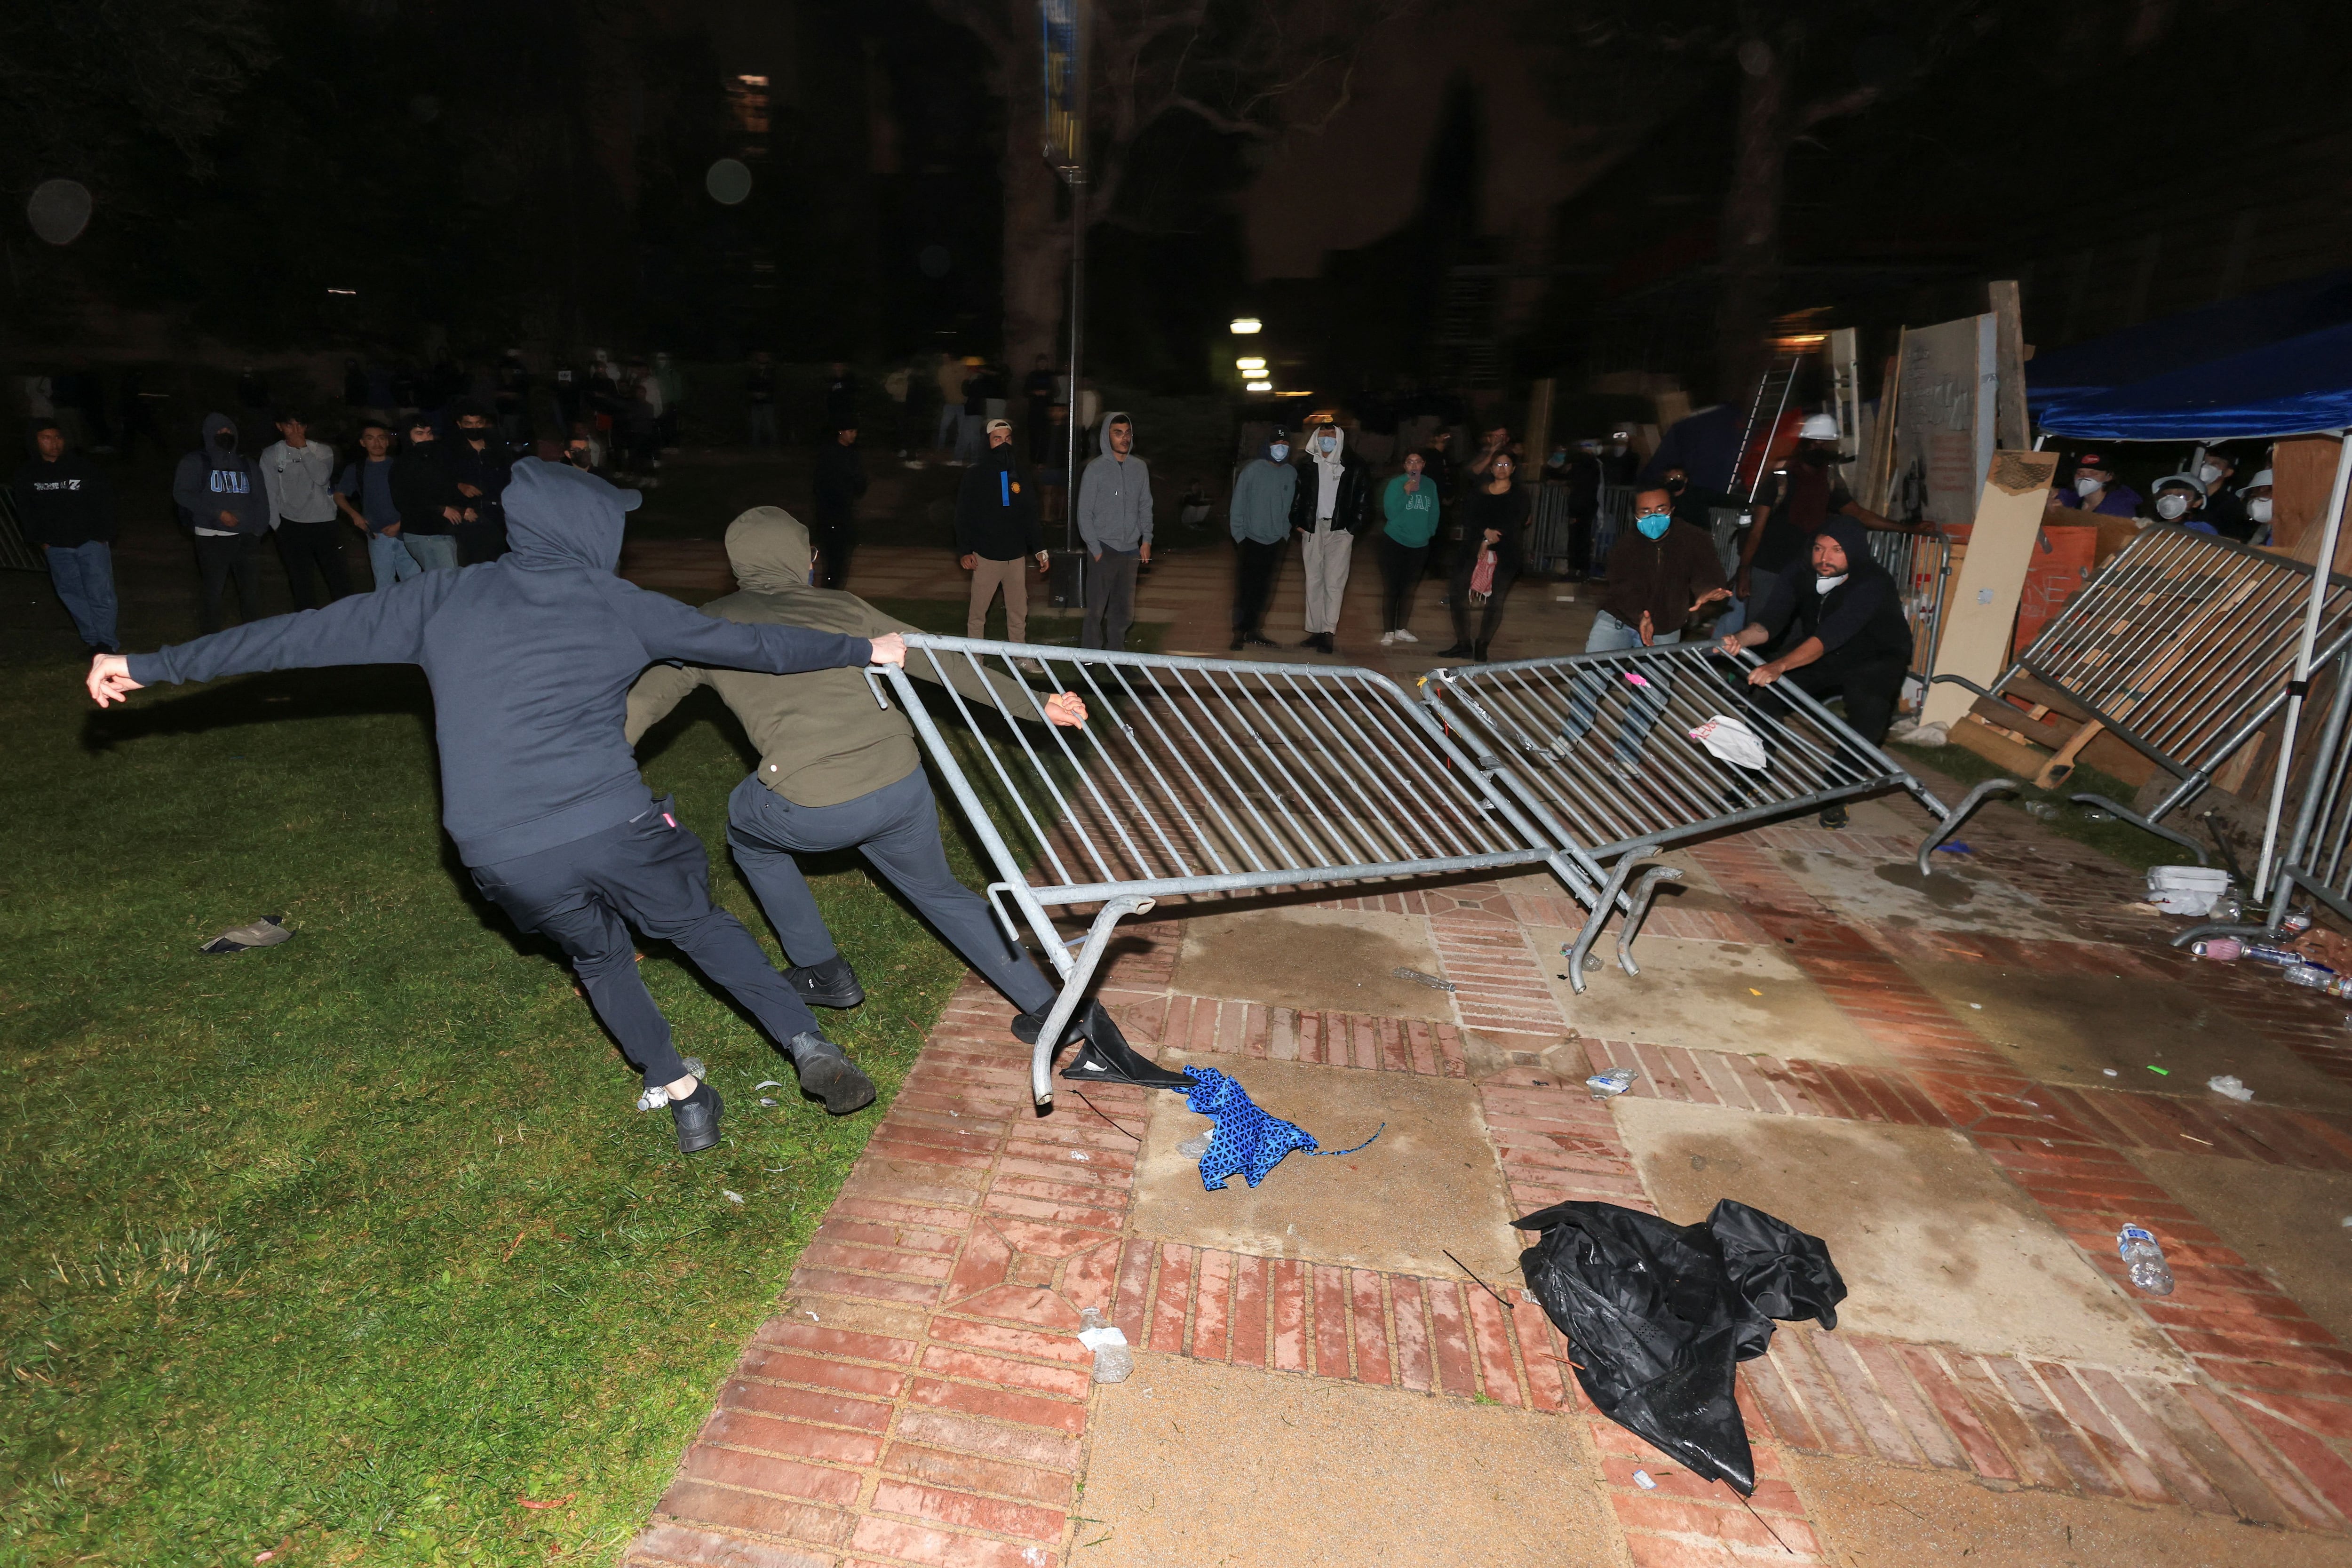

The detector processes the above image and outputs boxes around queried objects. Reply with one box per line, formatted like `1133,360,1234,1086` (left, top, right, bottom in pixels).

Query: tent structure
2035,285,2352,889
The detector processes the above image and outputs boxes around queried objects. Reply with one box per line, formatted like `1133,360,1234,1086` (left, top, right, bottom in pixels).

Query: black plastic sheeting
1515,1200,1846,1496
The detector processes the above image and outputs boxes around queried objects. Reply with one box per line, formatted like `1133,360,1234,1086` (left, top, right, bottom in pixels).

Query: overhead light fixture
326,287,357,295
1235,357,1266,371
1230,318,1263,334
1246,380,1273,392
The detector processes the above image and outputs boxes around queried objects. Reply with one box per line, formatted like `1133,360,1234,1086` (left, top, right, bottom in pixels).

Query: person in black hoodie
1439,451,1530,661
88,460,910,1153
391,415,462,571
172,412,275,633
447,399,515,564
1720,512,1911,825
11,419,119,652
811,422,867,588
955,417,1048,640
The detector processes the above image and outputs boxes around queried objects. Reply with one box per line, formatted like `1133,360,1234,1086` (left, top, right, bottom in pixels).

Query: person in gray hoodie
89,459,909,1154
1075,410,1151,650
173,412,275,633
1226,431,1296,649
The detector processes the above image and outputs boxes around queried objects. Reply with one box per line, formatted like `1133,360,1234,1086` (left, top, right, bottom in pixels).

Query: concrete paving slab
1789,1450,2352,1567
1168,905,1455,1021
1843,793,1936,837
1613,1097,2189,1375
1903,961,2352,1113
1129,1056,1523,1283
2128,1148,2352,1349
1528,928,1891,1065
1078,1354,1629,1567
1769,845,2083,942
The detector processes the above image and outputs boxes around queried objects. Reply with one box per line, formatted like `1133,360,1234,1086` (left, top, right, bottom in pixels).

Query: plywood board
1921,450,2060,728
1890,313,1998,528
2276,431,2352,577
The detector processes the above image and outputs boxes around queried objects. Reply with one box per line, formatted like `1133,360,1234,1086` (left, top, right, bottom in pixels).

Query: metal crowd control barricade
1422,645,2013,979
1867,526,1952,686
1589,482,1634,575
1932,525,2352,861
874,636,1612,1107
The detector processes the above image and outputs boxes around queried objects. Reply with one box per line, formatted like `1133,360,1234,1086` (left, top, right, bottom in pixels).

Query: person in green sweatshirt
1377,449,1442,645
627,506,1189,1090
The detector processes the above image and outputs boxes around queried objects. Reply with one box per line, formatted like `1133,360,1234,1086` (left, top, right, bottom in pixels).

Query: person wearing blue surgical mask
1552,486,1729,771
1228,431,1299,648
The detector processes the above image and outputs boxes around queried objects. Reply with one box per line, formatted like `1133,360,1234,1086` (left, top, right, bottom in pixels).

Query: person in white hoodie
1284,416,1373,653
261,409,350,608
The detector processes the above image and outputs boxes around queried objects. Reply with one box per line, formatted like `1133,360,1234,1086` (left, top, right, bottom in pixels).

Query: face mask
1636,511,1671,540
2155,493,2190,521
2197,463,2222,486
2249,497,2273,524
1815,573,1848,595
213,431,236,451
1268,444,1288,463
2074,475,2104,497
1316,435,1336,453
1800,446,1833,466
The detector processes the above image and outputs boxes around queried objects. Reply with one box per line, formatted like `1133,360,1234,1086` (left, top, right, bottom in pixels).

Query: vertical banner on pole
1040,0,1081,172
1042,0,1086,556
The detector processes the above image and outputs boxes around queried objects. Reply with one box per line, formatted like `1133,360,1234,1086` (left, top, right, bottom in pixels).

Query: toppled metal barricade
1866,526,1952,685
876,637,1602,1106
1421,645,2008,980
2181,650,2352,942
1935,526,2352,860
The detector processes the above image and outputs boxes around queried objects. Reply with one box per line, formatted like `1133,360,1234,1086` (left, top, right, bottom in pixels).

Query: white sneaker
1380,631,1397,646
1393,629,1419,644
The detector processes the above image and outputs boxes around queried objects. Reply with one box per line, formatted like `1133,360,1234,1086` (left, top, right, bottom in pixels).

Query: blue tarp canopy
2032,269,2352,441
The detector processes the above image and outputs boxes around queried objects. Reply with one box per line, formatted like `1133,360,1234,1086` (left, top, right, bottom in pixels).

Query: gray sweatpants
1300,524,1355,635
724,769,1057,1015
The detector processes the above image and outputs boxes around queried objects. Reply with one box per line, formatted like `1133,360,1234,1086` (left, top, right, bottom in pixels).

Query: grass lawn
1890,739,2188,877
0,657,981,1566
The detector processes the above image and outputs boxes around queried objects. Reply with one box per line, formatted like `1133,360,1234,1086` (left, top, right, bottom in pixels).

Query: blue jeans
368,531,424,589
1714,565,1782,637
1557,610,1680,764
401,532,461,572
46,540,119,650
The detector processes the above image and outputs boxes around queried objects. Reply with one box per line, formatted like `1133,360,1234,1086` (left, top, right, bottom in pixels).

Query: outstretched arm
624,661,708,745
97,576,455,704
611,581,898,674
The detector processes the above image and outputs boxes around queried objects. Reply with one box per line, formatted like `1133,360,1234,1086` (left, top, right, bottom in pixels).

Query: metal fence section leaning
1932,524,2352,860
1866,525,1952,685
2181,650,2352,944
873,636,1610,1106
1421,645,2013,979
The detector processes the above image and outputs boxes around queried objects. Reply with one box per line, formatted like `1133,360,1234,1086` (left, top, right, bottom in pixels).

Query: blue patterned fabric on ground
1181,1065,1382,1191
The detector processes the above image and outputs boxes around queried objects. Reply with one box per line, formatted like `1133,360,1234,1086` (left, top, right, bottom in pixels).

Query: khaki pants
968,554,1029,641
1301,524,1355,635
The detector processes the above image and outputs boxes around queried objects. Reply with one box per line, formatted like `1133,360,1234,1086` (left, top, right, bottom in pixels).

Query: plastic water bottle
2117,1226,2175,1296
2288,965,2352,998
1077,1308,1133,1384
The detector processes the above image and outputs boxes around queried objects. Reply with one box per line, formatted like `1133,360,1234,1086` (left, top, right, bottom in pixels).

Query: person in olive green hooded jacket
626,506,1189,1090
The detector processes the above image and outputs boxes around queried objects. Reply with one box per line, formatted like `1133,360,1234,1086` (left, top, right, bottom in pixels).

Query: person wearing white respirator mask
2242,468,2276,545
2192,449,2251,538
2145,474,2217,534
2048,451,2141,518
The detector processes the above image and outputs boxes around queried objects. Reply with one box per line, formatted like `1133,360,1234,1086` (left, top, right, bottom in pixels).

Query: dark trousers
1377,535,1429,632
726,770,1057,1016
1772,654,1909,746
195,533,267,634
274,519,351,610
1232,537,1286,633
813,509,855,589
1448,554,1518,653
1082,549,1140,651
469,797,821,1089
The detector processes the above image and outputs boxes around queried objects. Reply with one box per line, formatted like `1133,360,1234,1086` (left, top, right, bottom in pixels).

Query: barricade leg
1914,777,2021,877
2070,782,2213,865
1614,866,1684,978
1565,847,1659,995
1030,892,1154,1109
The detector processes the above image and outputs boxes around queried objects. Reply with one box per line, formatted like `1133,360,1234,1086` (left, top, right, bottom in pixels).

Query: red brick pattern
1120,997,1470,1076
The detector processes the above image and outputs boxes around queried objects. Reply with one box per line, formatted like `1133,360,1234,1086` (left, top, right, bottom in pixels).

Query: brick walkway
609,543,2352,1565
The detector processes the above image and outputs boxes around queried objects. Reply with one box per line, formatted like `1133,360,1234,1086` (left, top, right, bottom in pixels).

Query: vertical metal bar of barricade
2259,430,2352,893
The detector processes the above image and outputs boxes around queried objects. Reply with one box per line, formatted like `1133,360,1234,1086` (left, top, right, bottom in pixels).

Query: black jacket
1754,516,1912,673
391,442,457,535
10,453,115,546
1288,452,1375,536
813,439,867,517
127,460,874,868
954,444,1043,560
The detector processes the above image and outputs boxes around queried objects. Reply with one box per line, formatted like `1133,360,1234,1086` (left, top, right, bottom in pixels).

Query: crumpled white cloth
1689,714,1769,771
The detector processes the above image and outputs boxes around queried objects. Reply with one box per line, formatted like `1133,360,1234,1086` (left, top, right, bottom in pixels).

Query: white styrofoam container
2148,865,2231,917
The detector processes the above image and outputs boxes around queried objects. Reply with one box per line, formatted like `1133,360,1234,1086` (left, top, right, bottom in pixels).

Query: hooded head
1304,421,1345,469
1812,515,1877,584
200,412,241,471
1097,410,1135,457
501,456,640,573
724,505,818,591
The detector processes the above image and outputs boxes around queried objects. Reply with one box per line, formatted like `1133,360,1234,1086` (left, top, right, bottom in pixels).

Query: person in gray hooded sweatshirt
88,459,909,1154
173,412,275,633
1075,410,1151,650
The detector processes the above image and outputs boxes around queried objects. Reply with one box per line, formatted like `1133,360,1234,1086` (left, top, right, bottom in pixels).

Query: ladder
1733,354,1804,502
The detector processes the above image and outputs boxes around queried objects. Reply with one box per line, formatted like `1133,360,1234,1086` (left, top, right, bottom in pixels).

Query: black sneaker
671,1080,723,1154
1438,643,1474,658
789,1031,877,1115
788,955,866,1009
1296,634,1321,649
1243,633,1279,648
1229,635,1246,651
1015,1001,1191,1091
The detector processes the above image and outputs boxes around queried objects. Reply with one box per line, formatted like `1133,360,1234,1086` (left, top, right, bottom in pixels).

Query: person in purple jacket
87,459,908,1154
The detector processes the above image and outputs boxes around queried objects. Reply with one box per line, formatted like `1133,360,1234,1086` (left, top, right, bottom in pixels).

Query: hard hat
1799,413,1841,440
